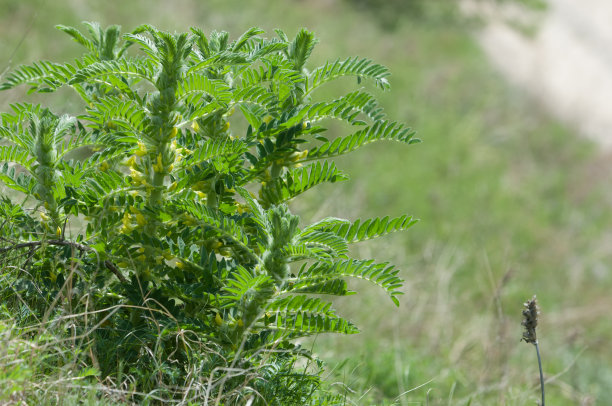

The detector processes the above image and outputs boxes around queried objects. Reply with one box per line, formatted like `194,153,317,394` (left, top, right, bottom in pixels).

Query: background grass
1,0,611,404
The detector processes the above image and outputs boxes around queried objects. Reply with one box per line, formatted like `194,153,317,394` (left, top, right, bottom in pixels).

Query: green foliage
0,22,417,403
343,0,545,31
344,0,458,30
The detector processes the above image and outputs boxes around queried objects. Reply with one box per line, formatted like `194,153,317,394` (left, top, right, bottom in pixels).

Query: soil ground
471,0,612,148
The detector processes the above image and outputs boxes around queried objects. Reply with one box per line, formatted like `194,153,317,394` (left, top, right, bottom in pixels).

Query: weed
0,22,417,404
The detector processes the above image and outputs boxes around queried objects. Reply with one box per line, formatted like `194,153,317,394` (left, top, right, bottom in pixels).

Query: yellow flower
153,153,164,173
56,226,62,237
137,247,145,254
175,261,184,269
215,313,223,326
168,182,177,192
192,181,206,191
135,142,147,157
222,121,230,131
135,213,147,226
123,155,136,168
130,169,144,185
169,127,178,138
237,318,244,327
99,161,110,171
122,212,132,228
263,115,273,124
191,121,200,132
290,149,308,161
40,212,50,221
195,191,206,199
236,204,249,215
182,216,197,226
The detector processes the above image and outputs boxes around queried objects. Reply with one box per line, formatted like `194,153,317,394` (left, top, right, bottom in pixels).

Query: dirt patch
466,0,612,149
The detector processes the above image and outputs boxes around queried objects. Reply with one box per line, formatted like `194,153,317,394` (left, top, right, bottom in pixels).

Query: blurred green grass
1,0,611,404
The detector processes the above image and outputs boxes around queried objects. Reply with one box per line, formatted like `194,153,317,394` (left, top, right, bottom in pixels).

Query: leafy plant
0,22,418,403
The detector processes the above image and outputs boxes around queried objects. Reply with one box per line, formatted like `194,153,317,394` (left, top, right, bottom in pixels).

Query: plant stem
150,170,166,206
535,341,545,406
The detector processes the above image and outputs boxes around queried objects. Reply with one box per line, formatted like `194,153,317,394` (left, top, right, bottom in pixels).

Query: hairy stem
149,170,166,206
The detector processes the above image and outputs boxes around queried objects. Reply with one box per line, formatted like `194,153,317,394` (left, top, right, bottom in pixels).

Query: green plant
0,22,418,403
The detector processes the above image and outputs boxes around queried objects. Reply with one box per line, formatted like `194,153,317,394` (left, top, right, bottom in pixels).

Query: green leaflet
287,28,319,71
263,310,359,338
308,56,391,92
171,199,252,249
177,75,233,105
0,145,36,168
298,258,404,306
0,60,75,92
86,96,149,134
0,163,34,194
68,58,156,87
307,120,417,160
260,161,349,204
323,214,418,243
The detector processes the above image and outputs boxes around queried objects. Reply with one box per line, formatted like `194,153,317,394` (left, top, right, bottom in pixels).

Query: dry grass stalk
521,295,545,406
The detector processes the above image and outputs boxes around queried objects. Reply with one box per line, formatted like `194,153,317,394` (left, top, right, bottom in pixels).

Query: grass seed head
521,295,539,344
